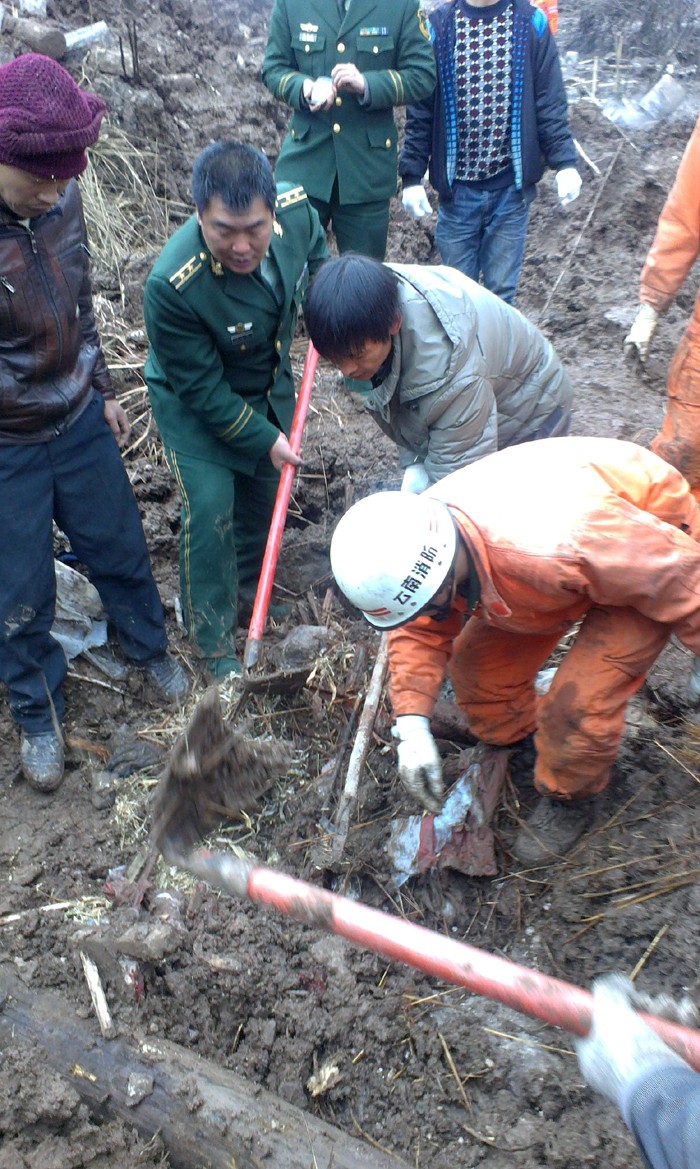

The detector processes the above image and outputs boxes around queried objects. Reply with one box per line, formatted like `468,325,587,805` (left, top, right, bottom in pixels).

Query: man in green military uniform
144,142,329,678
262,0,435,261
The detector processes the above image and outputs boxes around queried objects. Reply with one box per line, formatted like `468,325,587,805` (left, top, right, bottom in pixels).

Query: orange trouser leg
652,323,700,501
535,605,669,799
449,616,563,746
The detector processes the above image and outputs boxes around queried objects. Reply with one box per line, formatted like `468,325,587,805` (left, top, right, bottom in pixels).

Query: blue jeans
435,181,533,305
0,393,167,732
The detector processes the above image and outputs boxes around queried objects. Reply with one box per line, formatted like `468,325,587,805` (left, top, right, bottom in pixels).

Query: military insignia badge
418,8,430,39
210,256,225,277
272,220,284,237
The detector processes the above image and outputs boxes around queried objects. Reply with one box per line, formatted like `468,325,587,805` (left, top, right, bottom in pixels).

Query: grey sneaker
20,731,64,792
512,795,593,867
143,653,191,703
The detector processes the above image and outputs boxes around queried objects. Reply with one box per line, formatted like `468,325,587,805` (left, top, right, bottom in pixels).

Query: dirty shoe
512,795,592,867
143,652,191,703
206,655,242,680
20,730,64,792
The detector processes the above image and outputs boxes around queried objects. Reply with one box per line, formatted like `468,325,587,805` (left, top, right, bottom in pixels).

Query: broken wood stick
3,15,66,58
330,633,389,862
540,141,623,319
0,968,409,1169
79,951,116,1040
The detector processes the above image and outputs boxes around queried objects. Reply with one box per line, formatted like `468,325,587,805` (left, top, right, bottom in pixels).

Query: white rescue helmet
330,491,457,629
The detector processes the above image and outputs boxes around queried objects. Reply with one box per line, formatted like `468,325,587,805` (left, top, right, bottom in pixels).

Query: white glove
576,974,685,1110
556,167,582,207
393,714,444,813
402,184,432,219
401,463,430,494
623,303,660,364
687,655,700,704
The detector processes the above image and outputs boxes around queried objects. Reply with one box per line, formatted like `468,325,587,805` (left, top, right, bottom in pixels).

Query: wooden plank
0,968,409,1169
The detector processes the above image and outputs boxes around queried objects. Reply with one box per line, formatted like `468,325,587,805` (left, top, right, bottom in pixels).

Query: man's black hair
305,255,400,360
191,141,276,215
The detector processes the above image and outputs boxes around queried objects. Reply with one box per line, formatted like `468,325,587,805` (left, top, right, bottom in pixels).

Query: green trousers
165,448,279,660
309,182,389,261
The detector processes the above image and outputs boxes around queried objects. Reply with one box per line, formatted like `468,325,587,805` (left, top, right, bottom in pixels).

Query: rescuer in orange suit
532,0,557,35
625,113,700,500
330,437,700,867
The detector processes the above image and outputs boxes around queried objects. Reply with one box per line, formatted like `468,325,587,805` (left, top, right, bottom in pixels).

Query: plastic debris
603,71,685,130
51,560,108,662
387,744,509,885
18,0,46,16
64,20,114,54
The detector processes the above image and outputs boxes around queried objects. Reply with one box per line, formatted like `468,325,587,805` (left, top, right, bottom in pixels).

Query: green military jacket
144,184,328,475
262,0,436,205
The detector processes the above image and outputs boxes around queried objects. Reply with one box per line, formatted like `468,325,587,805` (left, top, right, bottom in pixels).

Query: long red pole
183,849,700,1071
244,343,318,670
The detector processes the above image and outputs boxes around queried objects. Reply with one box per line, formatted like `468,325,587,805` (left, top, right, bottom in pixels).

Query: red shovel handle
182,849,700,1072
244,342,318,669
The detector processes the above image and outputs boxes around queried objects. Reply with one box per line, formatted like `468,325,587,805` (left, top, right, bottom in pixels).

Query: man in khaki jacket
625,113,700,499
305,254,572,490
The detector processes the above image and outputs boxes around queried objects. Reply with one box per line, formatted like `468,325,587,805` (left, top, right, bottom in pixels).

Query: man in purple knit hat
0,54,189,794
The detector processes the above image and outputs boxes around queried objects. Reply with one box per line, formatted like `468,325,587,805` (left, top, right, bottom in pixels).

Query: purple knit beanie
0,54,105,179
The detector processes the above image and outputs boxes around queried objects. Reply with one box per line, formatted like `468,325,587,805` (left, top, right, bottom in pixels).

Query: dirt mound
566,0,700,60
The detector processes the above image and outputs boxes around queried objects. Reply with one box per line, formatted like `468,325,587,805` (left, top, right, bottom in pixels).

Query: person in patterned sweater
399,0,579,304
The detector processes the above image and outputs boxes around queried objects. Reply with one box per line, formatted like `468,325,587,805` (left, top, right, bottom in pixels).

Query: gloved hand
624,303,660,364
556,167,582,206
401,463,430,494
393,714,444,812
687,654,700,705
402,185,432,219
575,974,685,1109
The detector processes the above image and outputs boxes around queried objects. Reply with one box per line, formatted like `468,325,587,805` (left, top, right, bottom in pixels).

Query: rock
115,922,183,961
269,625,332,669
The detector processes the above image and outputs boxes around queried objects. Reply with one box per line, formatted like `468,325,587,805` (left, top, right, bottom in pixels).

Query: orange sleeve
640,114,700,313
577,495,700,653
387,607,464,717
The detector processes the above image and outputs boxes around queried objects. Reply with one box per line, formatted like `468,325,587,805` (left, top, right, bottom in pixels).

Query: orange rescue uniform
531,0,557,34
387,437,700,799
641,113,700,498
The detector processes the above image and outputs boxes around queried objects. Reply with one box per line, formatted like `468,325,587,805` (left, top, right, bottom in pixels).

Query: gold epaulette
276,185,307,211
168,250,207,291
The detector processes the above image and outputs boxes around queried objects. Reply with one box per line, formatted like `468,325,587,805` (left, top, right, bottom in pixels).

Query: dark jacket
0,179,113,445
399,0,577,201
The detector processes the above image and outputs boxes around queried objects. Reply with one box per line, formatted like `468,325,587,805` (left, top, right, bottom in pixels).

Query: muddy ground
2,0,700,1166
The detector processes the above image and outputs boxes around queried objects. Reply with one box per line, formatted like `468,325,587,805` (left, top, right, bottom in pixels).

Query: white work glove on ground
624,303,660,363
687,655,700,704
401,463,430,494
575,974,686,1110
393,715,444,813
402,185,432,219
556,167,582,206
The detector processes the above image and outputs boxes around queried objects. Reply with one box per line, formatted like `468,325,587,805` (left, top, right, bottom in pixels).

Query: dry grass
81,121,170,280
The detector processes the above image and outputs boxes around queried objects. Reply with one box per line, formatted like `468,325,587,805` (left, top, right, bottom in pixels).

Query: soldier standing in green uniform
262,0,436,261
144,142,329,678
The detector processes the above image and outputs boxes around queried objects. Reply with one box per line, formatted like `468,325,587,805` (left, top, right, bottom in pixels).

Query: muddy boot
143,652,191,703
20,730,64,792
206,655,242,680
512,795,593,867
